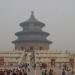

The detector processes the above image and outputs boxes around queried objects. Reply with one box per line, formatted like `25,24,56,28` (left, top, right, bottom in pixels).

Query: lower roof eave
12,40,52,44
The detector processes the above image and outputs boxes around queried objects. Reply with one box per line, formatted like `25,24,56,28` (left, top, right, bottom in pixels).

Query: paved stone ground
27,67,40,75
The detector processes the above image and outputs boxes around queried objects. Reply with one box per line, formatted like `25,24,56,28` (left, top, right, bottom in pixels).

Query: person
28,65,30,72
44,64,47,70
9,70,12,75
19,70,22,75
44,70,47,75
12,70,17,75
49,69,53,75
62,69,66,75
34,64,36,70
22,69,27,75
41,67,45,75
40,64,42,70
71,70,75,75
0,70,4,75
24,71,27,75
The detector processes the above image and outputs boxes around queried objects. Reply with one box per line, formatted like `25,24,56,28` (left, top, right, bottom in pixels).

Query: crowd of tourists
0,63,75,75
0,64,30,75
0,69,28,75
40,63,75,75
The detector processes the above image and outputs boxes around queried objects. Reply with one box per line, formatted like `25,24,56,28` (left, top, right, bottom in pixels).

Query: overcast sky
0,0,75,52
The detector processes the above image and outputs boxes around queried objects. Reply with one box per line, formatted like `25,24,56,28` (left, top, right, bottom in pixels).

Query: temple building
12,11,52,50
0,12,75,69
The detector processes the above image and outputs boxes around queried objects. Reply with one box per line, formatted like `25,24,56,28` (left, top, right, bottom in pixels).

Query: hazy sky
0,0,75,51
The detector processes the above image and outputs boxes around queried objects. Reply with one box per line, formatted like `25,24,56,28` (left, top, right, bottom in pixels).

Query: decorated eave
12,39,52,44
15,31,50,36
20,22,45,27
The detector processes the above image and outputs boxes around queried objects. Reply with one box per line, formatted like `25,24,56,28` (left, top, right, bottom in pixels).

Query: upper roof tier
20,11,45,27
